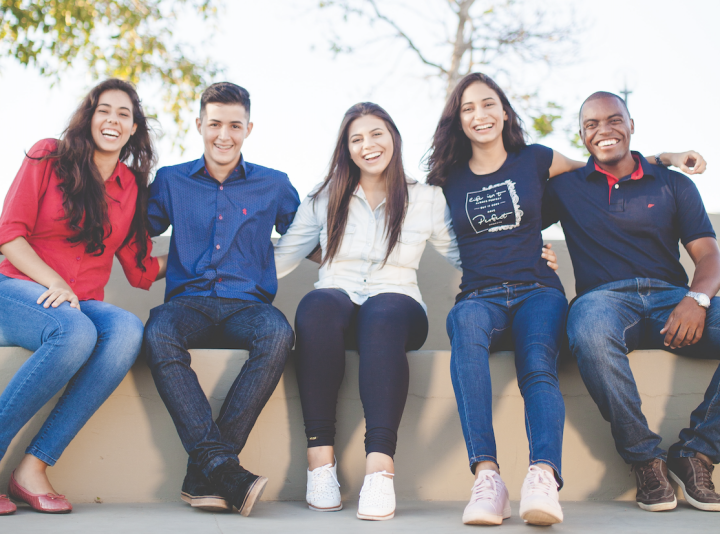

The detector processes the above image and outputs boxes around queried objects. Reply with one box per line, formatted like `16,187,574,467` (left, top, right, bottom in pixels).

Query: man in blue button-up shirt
143,82,300,516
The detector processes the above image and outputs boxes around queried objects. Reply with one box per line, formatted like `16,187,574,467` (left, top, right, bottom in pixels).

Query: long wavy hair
40,79,156,269
425,73,526,187
312,102,408,266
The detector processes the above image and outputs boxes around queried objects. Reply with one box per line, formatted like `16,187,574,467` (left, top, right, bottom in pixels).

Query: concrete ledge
1,347,717,503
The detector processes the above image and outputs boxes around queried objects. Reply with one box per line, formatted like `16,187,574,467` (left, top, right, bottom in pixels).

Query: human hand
660,297,706,348
37,281,81,310
542,243,559,271
667,151,707,175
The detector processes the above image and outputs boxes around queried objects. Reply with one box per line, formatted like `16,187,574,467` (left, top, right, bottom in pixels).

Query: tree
1,0,223,147
318,0,579,138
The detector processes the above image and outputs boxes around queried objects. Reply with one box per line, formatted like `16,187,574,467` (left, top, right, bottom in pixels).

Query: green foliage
570,131,590,158
530,101,561,138
0,0,223,149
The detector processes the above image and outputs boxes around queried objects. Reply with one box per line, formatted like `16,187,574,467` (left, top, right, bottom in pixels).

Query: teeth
101,129,119,137
598,139,618,147
364,152,381,160
475,124,493,131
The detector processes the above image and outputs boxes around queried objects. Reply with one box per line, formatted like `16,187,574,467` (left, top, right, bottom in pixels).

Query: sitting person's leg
294,289,355,512
510,286,567,524
354,292,428,521
568,280,675,511
446,290,510,525
645,288,720,510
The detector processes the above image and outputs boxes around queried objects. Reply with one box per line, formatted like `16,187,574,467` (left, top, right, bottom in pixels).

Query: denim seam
525,406,535,461
681,367,720,454
25,445,58,466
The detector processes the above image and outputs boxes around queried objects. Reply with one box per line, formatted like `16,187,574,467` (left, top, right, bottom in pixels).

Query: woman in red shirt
0,79,166,515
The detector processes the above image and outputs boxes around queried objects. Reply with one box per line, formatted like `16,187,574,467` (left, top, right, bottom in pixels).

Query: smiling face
196,103,253,171
347,114,394,179
580,96,634,166
459,82,508,147
90,90,137,157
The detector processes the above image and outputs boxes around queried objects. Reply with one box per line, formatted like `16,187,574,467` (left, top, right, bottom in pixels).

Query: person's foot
519,465,563,525
306,460,342,512
462,470,511,525
668,456,720,511
13,456,57,496
357,471,395,521
8,471,72,513
209,460,268,517
0,494,16,515
181,463,231,512
632,458,676,511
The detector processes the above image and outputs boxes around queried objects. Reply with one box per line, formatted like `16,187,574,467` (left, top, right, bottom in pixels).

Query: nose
218,125,230,140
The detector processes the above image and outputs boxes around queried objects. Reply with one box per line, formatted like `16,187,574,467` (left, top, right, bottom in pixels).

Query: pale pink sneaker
462,470,511,525
519,465,563,525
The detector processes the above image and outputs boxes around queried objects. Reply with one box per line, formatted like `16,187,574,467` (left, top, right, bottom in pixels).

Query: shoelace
46,493,67,500
359,471,394,497
312,463,340,488
693,459,716,492
632,462,661,491
470,471,499,502
524,466,556,496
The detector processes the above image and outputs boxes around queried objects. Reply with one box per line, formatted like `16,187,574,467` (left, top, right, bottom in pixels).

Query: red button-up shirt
0,139,159,301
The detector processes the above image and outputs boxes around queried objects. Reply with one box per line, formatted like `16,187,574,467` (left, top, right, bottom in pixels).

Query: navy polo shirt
148,155,300,303
443,144,564,302
542,152,716,297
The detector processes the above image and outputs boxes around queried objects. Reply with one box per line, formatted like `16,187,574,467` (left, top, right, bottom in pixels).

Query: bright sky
1,0,718,240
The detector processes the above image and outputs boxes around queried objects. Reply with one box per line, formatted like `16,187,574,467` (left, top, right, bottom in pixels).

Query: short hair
579,91,629,125
200,82,251,118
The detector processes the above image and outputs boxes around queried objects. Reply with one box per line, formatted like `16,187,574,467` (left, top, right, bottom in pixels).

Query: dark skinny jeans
295,289,428,458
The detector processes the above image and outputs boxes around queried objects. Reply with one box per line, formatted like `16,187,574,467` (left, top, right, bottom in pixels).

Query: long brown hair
313,102,408,266
41,79,156,269
425,73,526,187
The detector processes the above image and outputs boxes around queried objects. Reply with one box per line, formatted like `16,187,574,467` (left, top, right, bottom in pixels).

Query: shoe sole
237,476,268,517
668,469,720,511
308,502,343,512
521,509,563,525
636,496,677,512
356,510,394,521
181,492,232,512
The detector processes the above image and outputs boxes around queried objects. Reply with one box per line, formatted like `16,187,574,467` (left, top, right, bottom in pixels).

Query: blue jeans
568,278,720,464
143,296,294,477
0,274,143,465
447,283,567,485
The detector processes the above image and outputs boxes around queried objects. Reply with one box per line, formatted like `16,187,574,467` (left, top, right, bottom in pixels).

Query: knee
106,311,144,365
567,297,613,357
296,290,347,332
51,309,98,355
143,313,181,368
447,302,491,347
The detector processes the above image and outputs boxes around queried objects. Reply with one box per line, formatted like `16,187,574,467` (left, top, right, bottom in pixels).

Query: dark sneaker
632,458,677,511
209,460,268,517
181,464,231,512
668,456,720,511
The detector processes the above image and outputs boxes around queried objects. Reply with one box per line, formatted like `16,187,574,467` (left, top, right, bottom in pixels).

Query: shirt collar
191,155,247,181
583,151,653,182
111,161,133,189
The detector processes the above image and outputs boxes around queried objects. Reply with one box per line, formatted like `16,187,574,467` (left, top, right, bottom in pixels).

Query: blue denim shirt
148,155,300,303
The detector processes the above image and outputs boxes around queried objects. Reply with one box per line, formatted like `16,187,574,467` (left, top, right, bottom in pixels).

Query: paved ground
1,500,717,534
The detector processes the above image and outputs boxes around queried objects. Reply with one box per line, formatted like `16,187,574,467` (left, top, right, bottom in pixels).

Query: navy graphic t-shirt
442,144,563,301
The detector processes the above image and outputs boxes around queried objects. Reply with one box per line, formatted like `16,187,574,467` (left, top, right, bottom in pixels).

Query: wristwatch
654,153,670,167
686,291,711,309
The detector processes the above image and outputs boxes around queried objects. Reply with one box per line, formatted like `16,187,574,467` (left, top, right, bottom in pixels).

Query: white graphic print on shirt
465,179,523,234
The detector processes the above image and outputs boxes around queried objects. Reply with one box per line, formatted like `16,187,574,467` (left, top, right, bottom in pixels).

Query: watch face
698,294,711,307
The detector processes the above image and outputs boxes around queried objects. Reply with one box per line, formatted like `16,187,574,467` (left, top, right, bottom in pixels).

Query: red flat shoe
8,471,72,513
0,494,16,515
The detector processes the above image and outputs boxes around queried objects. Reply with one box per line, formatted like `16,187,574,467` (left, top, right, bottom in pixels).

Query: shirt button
216,244,221,250
76,256,81,261
70,278,75,283
614,184,619,189
217,278,223,282
219,186,224,191
218,215,223,220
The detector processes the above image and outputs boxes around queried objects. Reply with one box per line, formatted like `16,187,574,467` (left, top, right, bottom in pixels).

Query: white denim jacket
274,180,461,312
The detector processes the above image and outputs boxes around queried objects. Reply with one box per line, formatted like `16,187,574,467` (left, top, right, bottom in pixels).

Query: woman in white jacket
274,102,555,521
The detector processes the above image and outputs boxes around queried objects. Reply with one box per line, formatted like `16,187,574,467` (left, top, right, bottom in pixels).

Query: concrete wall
0,214,718,503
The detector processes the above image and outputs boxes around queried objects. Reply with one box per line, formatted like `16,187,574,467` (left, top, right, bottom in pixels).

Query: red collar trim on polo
595,155,644,203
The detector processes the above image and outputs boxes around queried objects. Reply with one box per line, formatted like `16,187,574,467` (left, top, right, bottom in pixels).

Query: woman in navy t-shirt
426,73,588,526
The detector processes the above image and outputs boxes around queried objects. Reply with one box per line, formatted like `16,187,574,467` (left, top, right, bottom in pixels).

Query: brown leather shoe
668,456,720,511
8,472,72,514
632,458,676,511
0,494,16,515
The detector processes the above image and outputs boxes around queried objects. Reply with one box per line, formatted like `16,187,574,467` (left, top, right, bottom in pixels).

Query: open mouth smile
474,124,493,132
101,129,120,140
363,152,382,161
597,138,619,148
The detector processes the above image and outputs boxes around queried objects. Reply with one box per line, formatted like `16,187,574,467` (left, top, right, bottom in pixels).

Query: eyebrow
97,103,132,112
461,97,495,106
207,119,245,124
584,113,624,124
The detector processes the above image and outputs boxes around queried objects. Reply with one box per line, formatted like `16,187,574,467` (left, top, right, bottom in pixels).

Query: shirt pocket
337,223,357,258
390,230,425,267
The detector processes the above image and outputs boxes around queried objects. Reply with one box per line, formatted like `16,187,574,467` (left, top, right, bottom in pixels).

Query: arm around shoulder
428,186,461,271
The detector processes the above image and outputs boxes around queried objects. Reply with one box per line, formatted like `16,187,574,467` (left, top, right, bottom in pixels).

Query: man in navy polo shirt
543,91,720,513
143,82,300,516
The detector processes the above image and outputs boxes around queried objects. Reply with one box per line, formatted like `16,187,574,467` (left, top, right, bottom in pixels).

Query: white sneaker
357,471,395,521
306,461,342,512
519,465,563,525
462,470,511,525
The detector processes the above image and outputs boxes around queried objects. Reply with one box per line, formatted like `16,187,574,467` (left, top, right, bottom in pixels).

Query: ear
503,110,509,121
246,121,253,137
196,116,202,134
131,123,138,136
579,128,587,147
629,118,635,135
